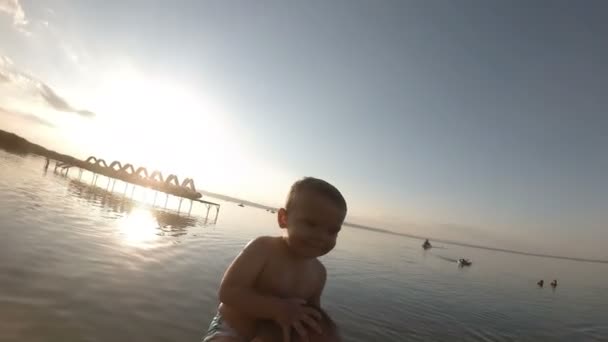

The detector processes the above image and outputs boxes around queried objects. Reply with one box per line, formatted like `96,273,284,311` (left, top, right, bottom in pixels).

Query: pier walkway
45,155,220,218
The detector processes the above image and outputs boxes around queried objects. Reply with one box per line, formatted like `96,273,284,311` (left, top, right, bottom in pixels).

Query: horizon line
1,129,606,264
344,222,608,264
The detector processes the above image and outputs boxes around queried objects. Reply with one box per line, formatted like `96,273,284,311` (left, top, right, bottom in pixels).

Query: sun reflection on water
116,207,160,248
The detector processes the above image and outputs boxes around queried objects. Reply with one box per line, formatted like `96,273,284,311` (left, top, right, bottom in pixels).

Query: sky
1,0,607,258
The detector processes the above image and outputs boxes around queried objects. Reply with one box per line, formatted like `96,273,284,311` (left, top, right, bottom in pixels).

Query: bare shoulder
243,236,284,254
247,235,283,246
246,235,274,246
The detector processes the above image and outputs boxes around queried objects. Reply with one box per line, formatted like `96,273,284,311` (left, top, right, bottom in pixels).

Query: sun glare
50,64,291,201
78,68,253,187
116,207,160,248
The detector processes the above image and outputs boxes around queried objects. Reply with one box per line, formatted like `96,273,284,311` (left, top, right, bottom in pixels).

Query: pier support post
40,157,223,225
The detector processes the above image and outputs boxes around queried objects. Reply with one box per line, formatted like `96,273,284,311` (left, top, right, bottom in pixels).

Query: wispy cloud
0,106,55,127
37,83,95,118
0,55,95,118
0,0,26,26
0,0,30,35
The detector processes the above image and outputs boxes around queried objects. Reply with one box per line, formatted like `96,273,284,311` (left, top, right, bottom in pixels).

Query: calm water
0,150,606,342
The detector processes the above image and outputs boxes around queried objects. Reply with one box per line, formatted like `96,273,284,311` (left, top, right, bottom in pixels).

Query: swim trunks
202,312,246,341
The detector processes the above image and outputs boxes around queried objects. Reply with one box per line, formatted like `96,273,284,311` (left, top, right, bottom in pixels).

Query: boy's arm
308,263,327,307
218,236,283,320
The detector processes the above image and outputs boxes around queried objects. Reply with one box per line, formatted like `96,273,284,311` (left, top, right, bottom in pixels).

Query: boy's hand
274,298,322,342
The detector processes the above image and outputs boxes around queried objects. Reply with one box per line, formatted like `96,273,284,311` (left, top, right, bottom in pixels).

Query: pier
45,155,220,220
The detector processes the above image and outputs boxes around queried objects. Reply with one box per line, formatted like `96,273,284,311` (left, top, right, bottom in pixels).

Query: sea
0,149,606,342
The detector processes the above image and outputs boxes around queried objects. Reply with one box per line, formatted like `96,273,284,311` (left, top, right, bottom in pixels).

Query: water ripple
0,151,607,341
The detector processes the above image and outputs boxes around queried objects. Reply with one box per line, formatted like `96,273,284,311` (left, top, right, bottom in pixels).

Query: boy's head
253,306,341,342
278,177,347,258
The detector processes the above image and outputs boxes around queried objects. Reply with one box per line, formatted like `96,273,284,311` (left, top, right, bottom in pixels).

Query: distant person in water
251,305,341,342
203,177,347,342
537,280,544,287
422,239,432,249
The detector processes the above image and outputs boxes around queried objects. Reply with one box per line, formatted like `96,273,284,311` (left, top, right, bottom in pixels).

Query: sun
79,67,248,175
60,64,283,199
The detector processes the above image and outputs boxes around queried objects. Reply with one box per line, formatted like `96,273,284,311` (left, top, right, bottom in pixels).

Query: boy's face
278,190,346,258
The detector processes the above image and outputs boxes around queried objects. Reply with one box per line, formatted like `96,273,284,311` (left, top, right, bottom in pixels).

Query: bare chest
255,259,321,300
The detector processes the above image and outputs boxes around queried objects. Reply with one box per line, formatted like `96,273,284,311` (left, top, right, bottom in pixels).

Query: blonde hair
286,177,347,213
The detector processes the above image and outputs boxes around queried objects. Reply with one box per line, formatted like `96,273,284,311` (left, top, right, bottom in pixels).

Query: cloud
37,83,94,117
0,55,95,118
75,109,95,117
0,55,13,67
0,0,27,26
0,106,55,127
38,83,71,111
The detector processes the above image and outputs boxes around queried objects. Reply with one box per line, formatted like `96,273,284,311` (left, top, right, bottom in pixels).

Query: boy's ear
277,208,288,228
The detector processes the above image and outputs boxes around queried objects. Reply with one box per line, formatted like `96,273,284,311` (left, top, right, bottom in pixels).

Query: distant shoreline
343,223,608,264
0,129,85,166
1,129,606,264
